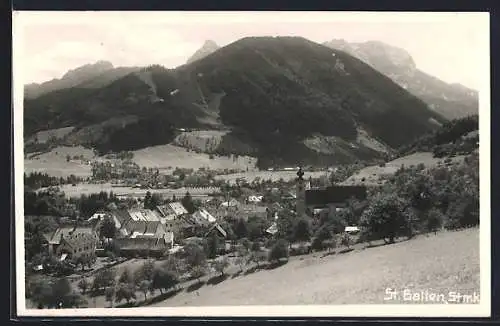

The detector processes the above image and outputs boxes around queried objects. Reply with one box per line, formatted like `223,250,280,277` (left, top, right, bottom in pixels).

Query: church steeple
296,167,306,217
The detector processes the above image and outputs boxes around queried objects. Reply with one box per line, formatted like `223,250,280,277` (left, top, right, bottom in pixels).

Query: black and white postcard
12,11,491,318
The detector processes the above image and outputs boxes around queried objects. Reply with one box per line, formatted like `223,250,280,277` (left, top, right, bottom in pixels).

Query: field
41,183,219,199
131,144,258,172
23,144,259,179
150,228,479,306
24,146,95,178
27,127,75,144
341,152,467,186
172,130,228,152
215,170,327,185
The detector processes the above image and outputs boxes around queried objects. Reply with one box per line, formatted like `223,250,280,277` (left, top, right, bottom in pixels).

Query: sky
13,11,489,90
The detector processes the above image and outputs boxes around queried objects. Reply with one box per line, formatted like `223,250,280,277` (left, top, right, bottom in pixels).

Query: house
220,198,240,208
247,195,263,203
266,222,278,235
156,202,188,222
114,234,174,258
345,226,360,234
87,211,108,222
192,209,217,225
43,225,99,261
204,222,228,238
237,204,269,220
109,209,172,240
305,185,367,211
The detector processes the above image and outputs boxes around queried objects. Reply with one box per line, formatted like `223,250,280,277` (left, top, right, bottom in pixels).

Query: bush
340,233,353,248
268,239,289,263
426,209,444,234
289,243,311,256
212,257,230,276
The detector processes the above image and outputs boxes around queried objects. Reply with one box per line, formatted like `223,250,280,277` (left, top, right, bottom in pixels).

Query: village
25,158,376,308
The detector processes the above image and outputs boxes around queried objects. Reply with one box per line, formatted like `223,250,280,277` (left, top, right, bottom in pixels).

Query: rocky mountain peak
187,40,220,64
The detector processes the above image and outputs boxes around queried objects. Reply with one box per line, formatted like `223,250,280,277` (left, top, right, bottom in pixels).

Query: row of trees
24,172,84,190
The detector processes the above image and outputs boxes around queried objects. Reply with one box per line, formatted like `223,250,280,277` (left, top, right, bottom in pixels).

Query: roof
305,185,367,207
266,222,278,235
59,231,98,250
345,226,360,233
206,223,227,238
156,202,188,220
169,202,188,215
43,226,96,245
114,236,173,251
220,198,240,208
88,212,108,221
128,209,162,222
193,209,216,224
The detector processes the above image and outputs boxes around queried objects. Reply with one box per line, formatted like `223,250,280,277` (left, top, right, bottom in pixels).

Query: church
295,167,367,218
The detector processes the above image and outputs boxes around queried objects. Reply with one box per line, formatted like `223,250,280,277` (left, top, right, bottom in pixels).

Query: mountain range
24,36,456,168
184,39,478,120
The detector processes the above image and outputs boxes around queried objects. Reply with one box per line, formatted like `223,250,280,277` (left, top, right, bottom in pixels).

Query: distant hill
323,39,478,120
24,61,141,99
398,114,478,157
186,40,220,64
24,36,446,168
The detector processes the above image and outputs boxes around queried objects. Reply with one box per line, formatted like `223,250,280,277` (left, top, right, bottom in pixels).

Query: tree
152,268,179,294
119,268,134,285
312,224,334,251
190,265,207,284
144,191,152,209
207,232,220,259
234,256,246,273
276,211,295,244
77,278,89,295
268,239,289,263
234,219,248,239
340,233,353,249
134,260,155,287
105,286,115,307
30,279,54,308
426,209,444,235
51,277,72,307
100,217,116,239
184,243,207,269
359,193,410,244
248,248,267,268
115,283,137,305
92,269,116,293
182,192,196,213
293,218,311,243
213,257,229,277
138,280,152,301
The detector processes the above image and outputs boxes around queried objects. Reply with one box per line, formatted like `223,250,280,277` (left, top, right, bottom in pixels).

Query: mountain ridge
323,39,478,119
24,36,446,168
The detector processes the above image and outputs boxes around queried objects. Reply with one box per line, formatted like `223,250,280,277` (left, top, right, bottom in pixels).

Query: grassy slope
151,228,479,306
341,152,467,186
24,146,95,178
131,144,258,171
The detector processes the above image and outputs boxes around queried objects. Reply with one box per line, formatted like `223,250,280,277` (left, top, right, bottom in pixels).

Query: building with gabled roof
305,185,367,218
114,234,174,258
43,225,98,261
192,208,217,225
108,209,172,240
156,202,188,222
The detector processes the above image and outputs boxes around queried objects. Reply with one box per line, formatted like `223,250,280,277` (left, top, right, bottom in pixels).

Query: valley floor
150,228,480,306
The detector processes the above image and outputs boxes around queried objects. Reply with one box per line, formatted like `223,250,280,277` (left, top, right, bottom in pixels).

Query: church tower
296,167,307,217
